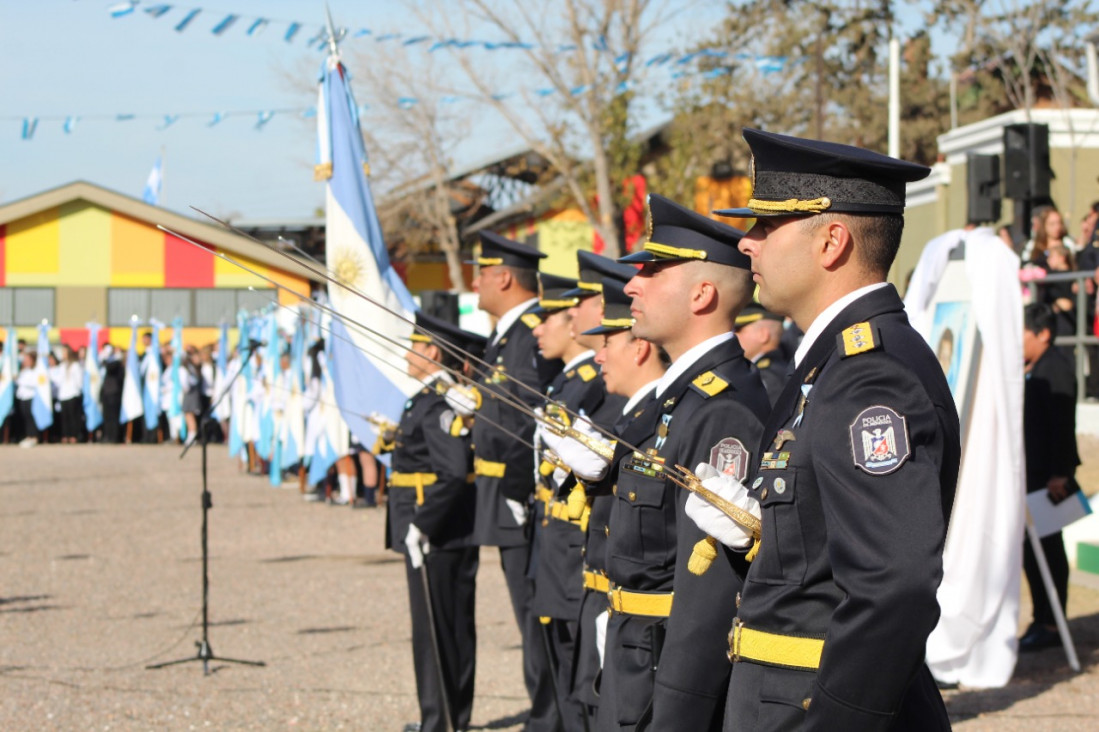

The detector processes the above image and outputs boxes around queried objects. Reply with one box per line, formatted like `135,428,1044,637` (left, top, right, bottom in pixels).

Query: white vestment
905,227,1025,688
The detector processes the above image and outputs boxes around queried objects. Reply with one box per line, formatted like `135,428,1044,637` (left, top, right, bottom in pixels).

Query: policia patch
849,405,910,475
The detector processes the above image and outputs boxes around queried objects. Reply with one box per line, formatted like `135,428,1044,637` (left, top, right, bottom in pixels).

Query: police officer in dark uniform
734,303,790,405
380,311,485,732
689,128,961,730
569,275,667,727
546,194,769,731
445,231,562,732
529,271,618,731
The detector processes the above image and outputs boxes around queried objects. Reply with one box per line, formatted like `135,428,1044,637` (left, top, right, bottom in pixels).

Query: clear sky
1,1,936,223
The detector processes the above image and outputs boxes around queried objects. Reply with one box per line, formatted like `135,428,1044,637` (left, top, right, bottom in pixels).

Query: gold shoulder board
838,322,880,358
691,371,729,397
578,364,598,382
521,313,542,329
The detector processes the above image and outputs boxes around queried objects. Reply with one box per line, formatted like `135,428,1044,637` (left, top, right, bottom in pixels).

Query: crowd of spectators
1011,201,1099,401
0,332,380,509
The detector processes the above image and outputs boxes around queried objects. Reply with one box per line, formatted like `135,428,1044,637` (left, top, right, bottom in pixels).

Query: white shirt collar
562,349,596,373
794,282,889,367
656,331,734,398
492,297,538,345
623,379,661,415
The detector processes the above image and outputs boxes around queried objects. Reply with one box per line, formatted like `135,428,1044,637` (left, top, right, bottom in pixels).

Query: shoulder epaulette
691,371,729,398
577,363,598,382
837,321,881,358
520,313,542,329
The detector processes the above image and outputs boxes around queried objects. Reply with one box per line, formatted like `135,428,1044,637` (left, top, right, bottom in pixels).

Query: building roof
0,180,318,282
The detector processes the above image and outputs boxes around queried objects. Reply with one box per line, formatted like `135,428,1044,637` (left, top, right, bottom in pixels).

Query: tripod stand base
147,639,266,676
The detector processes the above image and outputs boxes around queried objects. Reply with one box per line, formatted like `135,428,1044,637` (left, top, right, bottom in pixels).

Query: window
108,288,150,326
194,290,237,326
237,287,277,314
150,290,192,326
107,287,280,327
12,288,55,326
0,289,12,325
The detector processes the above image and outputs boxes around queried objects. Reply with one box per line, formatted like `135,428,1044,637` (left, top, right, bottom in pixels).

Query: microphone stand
148,339,266,675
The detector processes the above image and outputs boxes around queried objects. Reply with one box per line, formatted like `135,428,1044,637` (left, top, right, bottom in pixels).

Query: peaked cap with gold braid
715,128,931,219
562,250,639,299
581,277,635,336
466,230,546,269
620,193,750,269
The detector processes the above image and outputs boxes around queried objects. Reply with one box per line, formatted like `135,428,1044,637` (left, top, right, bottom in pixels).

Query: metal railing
1024,268,1098,403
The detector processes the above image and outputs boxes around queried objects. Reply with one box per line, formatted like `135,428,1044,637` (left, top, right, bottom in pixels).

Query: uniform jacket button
760,487,769,500
628,491,637,501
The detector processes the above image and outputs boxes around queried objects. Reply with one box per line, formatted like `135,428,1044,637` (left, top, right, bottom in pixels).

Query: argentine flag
120,320,144,426
280,314,306,471
0,328,17,425
84,323,104,432
317,49,418,447
143,154,163,205
307,356,349,486
214,321,232,422
228,311,251,459
167,317,186,442
142,320,163,432
31,323,53,431
256,313,278,462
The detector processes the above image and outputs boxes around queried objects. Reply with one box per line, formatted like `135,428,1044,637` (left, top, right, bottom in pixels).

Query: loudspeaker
966,152,1001,224
419,290,459,325
1002,123,1051,200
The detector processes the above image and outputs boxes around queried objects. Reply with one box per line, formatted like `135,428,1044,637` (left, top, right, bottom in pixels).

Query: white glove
368,411,396,441
505,498,528,526
551,465,570,488
595,608,610,667
445,384,479,417
404,523,429,570
541,415,612,482
684,462,760,549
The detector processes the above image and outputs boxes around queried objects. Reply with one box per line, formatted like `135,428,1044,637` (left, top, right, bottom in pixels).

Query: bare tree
413,0,671,258
351,44,474,292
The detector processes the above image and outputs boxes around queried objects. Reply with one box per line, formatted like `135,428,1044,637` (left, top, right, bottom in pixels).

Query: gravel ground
1,444,1097,731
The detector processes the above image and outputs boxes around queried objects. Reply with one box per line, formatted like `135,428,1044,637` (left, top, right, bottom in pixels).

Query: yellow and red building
0,181,314,351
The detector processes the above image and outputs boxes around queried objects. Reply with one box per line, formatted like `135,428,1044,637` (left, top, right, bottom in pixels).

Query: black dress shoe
401,723,421,732
1019,624,1060,652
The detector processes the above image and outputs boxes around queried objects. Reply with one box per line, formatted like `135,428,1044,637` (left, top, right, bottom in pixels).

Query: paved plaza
1,444,1098,730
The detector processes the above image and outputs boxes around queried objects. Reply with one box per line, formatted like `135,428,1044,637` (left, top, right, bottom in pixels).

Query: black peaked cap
467,230,546,269
735,302,784,328
534,272,580,315
715,128,931,218
582,277,635,335
562,250,640,298
412,311,488,359
620,193,750,269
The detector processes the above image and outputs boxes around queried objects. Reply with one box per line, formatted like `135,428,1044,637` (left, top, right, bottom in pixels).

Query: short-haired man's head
799,212,904,277
1024,302,1057,339
683,260,755,317
506,265,539,294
